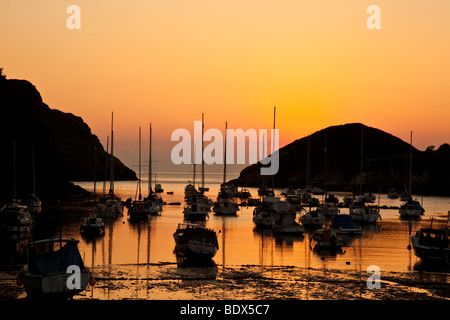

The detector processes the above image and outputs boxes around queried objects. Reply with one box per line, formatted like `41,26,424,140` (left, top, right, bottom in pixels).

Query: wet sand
2,263,448,300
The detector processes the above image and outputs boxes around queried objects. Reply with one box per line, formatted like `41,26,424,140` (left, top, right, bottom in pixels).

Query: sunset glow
2,1,450,171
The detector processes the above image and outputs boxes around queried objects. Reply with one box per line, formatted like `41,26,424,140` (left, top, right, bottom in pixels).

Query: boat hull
21,269,90,298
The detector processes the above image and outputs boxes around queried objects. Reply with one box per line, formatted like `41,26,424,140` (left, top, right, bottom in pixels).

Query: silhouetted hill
0,77,137,202
229,123,450,196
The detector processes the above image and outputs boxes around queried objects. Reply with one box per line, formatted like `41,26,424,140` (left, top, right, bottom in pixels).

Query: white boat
300,209,327,228
262,197,305,234
0,202,33,235
173,223,218,259
213,197,239,216
252,206,273,228
80,217,105,236
17,238,93,298
95,193,123,219
183,202,209,221
349,196,381,224
95,113,123,218
399,131,424,218
272,210,305,235
310,228,345,250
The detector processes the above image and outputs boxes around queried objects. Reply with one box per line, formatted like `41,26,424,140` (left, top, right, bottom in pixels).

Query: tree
0,68,6,80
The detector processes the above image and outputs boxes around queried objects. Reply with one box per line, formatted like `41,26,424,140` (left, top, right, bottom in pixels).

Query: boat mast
13,139,16,201
139,126,142,200
359,127,364,196
109,112,115,195
201,113,205,192
223,121,228,185
409,131,412,196
32,145,36,196
272,106,276,190
103,136,109,197
148,123,152,196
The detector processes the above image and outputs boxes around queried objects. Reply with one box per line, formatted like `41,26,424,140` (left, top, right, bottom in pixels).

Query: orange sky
2,1,450,173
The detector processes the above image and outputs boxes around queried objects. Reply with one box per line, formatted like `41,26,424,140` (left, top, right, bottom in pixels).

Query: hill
229,123,450,196
0,75,137,202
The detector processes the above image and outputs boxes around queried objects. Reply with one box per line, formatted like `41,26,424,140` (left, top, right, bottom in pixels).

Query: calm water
4,171,449,299
67,172,449,276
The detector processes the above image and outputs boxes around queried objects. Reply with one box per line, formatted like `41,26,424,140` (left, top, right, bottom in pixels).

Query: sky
1,1,450,174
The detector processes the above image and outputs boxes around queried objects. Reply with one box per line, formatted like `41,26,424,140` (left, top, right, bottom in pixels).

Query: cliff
0,76,137,202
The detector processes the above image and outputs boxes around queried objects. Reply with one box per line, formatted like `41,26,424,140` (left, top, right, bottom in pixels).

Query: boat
387,188,399,199
399,197,425,218
17,238,94,298
183,202,209,221
129,200,150,221
349,127,380,224
409,214,449,264
0,140,33,237
349,196,381,224
258,196,305,234
155,184,164,193
0,202,33,236
173,223,219,260
399,131,424,218
129,127,150,221
362,193,376,203
184,183,197,200
317,202,340,217
213,120,239,217
213,197,239,216
284,194,302,211
331,215,362,235
272,209,305,234
80,217,105,236
95,113,123,218
144,123,163,215
300,209,327,229
310,228,345,250
239,188,252,199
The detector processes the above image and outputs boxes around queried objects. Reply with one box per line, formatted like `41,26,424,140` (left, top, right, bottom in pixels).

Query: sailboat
350,127,381,224
0,139,33,237
129,127,151,221
399,131,425,218
144,123,163,215
213,121,239,216
95,112,123,218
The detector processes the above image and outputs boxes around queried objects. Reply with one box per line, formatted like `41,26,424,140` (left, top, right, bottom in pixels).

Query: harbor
1,173,448,300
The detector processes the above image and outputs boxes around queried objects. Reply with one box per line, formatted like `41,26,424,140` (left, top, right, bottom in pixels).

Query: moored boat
80,217,105,236
17,238,94,298
173,223,219,260
409,225,449,265
331,214,362,235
